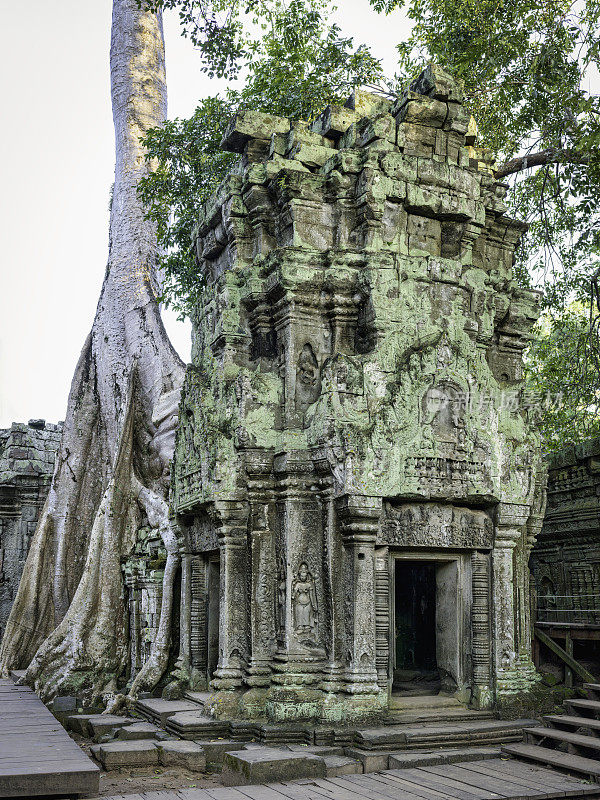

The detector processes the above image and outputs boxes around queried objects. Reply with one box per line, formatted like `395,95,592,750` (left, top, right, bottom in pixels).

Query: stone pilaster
209,500,250,695
241,450,276,717
267,450,326,722
337,495,382,714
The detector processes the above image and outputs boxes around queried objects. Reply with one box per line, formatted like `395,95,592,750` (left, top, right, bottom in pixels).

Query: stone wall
171,65,546,722
532,439,600,618
0,420,62,638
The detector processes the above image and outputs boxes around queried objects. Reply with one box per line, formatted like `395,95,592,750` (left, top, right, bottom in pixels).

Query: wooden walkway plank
266,780,333,800
332,772,426,799
481,757,600,795
205,788,257,800
324,774,402,800
400,768,495,800
424,763,538,799
455,761,562,798
367,770,468,800
435,764,541,800
242,784,297,800
0,678,99,798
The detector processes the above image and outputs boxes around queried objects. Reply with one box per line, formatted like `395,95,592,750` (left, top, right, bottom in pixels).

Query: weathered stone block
221,748,327,785
221,110,290,153
157,740,207,771
395,93,448,128
311,104,361,141
345,748,394,772
94,740,159,768
411,63,465,103
323,755,363,776
195,740,250,770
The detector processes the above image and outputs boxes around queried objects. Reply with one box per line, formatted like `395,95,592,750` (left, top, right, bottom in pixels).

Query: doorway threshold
387,693,495,725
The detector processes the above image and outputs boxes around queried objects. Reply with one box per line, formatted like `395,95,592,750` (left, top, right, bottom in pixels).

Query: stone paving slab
116,721,168,740
388,745,502,769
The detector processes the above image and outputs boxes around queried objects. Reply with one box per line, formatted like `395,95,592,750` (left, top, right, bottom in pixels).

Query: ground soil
95,765,221,796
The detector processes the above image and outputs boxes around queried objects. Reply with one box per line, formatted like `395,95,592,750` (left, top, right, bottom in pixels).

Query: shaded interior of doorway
393,560,441,694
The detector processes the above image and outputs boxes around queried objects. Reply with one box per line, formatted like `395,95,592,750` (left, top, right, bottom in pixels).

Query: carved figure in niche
276,554,286,639
292,562,318,635
422,382,465,445
295,343,320,413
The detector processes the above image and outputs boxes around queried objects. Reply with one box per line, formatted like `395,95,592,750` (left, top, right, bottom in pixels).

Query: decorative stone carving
381,503,493,549
295,344,321,415
292,562,318,638
422,381,466,445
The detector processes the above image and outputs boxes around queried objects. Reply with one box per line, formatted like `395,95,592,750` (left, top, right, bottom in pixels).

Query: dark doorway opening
206,558,220,680
393,560,440,694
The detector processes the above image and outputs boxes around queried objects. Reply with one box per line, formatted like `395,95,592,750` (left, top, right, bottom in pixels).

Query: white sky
0,0,408,428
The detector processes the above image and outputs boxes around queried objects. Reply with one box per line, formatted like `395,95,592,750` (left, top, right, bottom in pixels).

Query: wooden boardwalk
0,678,99,798
96,758,600,800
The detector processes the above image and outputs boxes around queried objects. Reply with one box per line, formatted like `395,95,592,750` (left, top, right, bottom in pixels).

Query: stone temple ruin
165,65,545,723
0,420,62,638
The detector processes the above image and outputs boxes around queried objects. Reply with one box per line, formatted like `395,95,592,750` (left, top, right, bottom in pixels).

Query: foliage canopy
140,0,600,449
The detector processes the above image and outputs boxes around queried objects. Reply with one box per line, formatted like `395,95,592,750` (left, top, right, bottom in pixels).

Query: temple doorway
393,560,439,693
391,555,464,697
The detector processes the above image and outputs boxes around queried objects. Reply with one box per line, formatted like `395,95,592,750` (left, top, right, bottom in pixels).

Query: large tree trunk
0,0,185,705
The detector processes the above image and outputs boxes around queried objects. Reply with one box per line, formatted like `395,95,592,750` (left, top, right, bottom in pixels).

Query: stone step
388,746,502,770
385,707,495,725
544,713,600,733
134,697,202,726
586,683,600,699
285,744,346,757
525,725,600,753
355,718,536,751
388,693,465,710
164,710,230,740
183,689,211,707
503,742,600,781
565,698,600,717
259,724,313,745
115,721,167,741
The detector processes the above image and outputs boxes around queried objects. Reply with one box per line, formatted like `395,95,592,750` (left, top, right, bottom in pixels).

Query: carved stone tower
172,65,545,722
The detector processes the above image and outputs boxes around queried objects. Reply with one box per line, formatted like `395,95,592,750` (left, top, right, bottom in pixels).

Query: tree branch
495,148,589,179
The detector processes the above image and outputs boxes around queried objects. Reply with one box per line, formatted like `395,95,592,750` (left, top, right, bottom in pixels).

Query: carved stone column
318,477,346,720
337,495,382,717
471,550,492,709
209,500,250,697
518,473,547,674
